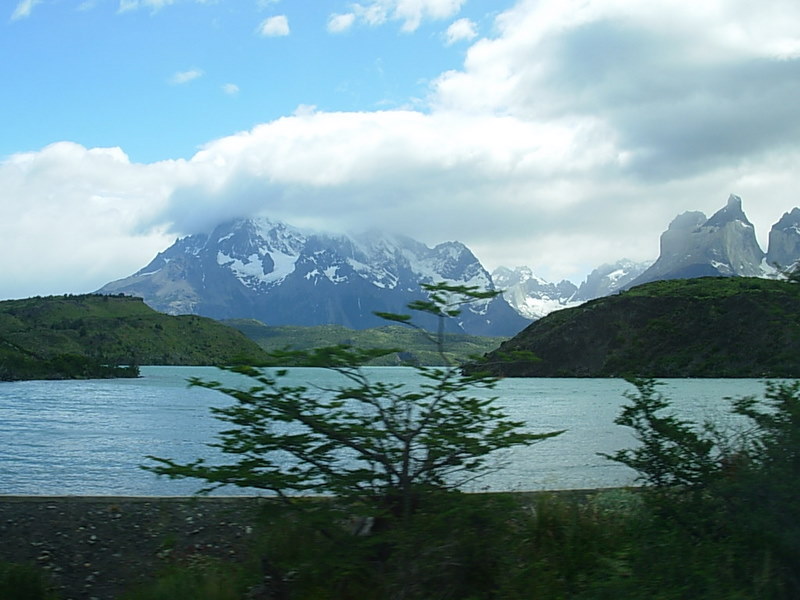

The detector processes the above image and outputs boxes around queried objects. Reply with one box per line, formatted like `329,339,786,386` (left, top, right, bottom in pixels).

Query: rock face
766,208,800,272
629,195,766,287
98,218,530,337
573,260,652,301
498,197,800,320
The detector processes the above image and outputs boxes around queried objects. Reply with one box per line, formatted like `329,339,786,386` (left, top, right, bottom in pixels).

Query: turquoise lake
0,366,772,496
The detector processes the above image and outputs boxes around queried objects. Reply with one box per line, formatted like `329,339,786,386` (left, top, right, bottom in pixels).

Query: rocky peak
492,266,578,320
628,195,765,287
574,259,651,301
704,194,751,229
766,207,800,271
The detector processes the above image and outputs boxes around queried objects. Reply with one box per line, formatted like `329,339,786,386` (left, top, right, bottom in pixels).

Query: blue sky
2,0,800,300
3,0,496,162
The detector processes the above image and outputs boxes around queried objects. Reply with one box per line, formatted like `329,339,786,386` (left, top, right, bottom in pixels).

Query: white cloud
431,0,800,179
3,0,800,300
327,12,356,33
117,0,223,13
11,0,42,20
118,0,174,12
345,0,465,32
258,15,290,37
222,82,240,95
293,104,318,116
444,17,477,45
0,142,181,299
169,68,204,85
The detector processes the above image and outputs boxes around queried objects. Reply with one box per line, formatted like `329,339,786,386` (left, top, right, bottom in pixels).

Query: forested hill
475,277,800,378
0,294,270,380
224,319,506,367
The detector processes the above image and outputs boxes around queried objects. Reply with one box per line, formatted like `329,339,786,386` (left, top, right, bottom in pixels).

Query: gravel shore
0,496,272,600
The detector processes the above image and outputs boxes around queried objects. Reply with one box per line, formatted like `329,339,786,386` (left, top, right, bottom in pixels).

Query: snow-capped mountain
97,218,531,337
98,196,800,331
492,266,579,320
495,195,800,321
573,260,652,300
492,260,651,320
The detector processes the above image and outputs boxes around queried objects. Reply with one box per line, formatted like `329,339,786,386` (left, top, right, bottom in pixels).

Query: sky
2,0,800,300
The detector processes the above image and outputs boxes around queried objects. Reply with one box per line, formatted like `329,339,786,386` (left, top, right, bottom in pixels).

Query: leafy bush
603,378,800,599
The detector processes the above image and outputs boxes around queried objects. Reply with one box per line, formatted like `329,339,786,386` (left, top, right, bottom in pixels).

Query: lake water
0,366,772,496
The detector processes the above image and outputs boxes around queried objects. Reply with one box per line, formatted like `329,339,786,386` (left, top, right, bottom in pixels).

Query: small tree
145,283,561,523
602,378,721,489
604,378,800,598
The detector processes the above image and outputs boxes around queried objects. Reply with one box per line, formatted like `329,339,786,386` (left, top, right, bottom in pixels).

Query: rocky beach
0,496,271,599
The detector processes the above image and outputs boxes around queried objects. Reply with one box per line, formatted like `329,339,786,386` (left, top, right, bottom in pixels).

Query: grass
104,485,796,599
0,562,58,600
7,484,796,599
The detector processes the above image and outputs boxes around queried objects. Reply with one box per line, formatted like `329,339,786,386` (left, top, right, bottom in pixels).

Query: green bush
602,378,800,599
119,556,253,600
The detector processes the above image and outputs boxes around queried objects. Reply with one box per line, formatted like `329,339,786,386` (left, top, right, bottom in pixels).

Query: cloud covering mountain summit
98,218,530,337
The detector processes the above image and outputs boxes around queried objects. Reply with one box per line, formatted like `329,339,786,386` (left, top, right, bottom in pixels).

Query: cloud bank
2,0,800,300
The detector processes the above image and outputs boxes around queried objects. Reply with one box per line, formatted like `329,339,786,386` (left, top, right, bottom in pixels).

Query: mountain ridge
497,195,800,317
99,218,530,337
97,195,800,329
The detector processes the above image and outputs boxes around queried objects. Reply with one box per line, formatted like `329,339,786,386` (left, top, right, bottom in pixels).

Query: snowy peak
493,266,579,320
574,260,651,301
494,260,650,320
98,218,529,336
213,219,307,289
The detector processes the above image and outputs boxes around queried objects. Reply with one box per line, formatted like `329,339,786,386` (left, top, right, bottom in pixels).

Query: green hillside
475,277,800,378
0,294,270,380
225,319,506,366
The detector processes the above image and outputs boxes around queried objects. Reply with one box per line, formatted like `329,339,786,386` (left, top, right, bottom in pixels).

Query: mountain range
495,194,800,319
98,219,529,337
98,195,800,335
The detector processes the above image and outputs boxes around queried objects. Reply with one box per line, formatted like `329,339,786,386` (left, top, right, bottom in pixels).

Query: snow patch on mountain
493,259,651,320
98,217,529,336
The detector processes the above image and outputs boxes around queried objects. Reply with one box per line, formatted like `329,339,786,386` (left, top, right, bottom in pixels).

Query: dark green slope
224,319,506,366
0,294,270,380
476,277,800,378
